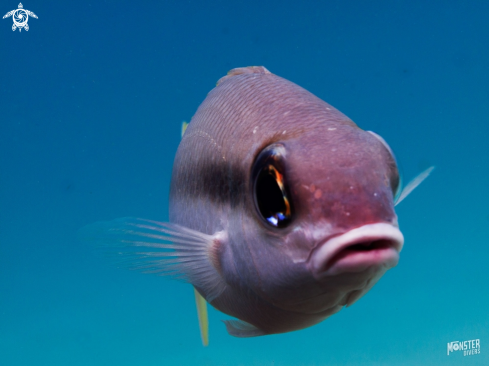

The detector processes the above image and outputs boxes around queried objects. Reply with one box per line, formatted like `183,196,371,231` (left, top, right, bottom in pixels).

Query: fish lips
309,223,404,278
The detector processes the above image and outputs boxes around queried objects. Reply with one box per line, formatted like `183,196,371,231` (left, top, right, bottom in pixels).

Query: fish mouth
309,223,404,277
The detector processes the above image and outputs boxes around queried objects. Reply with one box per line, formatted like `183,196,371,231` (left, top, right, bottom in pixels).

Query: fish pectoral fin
78,217,228,301
222,319,266,338
194,287,209,346
181,121,189,138
395,166,435,206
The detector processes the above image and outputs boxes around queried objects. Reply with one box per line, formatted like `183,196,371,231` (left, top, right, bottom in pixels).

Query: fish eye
251,144,293,228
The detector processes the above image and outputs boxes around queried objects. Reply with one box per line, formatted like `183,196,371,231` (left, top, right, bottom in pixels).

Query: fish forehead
172,68,363,208
183,67,357,165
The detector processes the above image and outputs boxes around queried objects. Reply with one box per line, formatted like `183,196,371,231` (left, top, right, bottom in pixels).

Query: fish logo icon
3,3,37,32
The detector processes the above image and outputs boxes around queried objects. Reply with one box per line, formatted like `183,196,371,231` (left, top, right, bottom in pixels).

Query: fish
80,66,433,344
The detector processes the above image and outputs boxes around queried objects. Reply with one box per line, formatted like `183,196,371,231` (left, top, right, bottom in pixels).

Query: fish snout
309,223,404,278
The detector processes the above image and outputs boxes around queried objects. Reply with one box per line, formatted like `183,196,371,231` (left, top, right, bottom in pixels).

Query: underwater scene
1,1,488,365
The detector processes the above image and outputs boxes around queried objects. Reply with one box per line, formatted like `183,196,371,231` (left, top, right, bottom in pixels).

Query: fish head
230,122,404,314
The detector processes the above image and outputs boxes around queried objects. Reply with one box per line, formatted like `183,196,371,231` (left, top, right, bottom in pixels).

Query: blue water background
1,1,488,365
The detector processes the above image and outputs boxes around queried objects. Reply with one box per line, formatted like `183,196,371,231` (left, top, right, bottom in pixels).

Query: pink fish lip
309,223,404,277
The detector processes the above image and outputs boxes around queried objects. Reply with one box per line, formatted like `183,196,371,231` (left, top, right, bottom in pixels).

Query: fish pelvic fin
78,217,228,302
194,287,209,346
395,166,435,206
222,319,267,338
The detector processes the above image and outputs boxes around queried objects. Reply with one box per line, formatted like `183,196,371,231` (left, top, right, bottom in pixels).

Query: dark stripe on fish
173,159,247,208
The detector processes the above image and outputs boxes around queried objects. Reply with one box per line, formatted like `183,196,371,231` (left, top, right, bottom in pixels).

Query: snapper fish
81,66,433,345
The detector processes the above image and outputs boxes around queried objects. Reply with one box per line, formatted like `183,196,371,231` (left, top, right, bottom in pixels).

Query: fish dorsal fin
194,288,209,346
222,319,266,338
395,166,435,206
79,217,228,302
216,66,271,86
